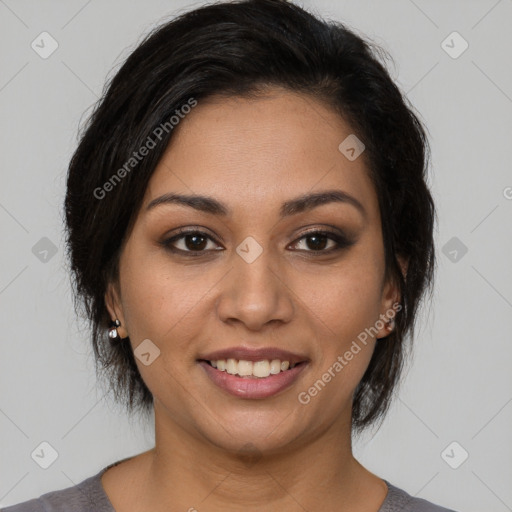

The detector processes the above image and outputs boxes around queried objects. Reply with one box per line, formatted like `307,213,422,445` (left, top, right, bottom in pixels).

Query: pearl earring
108,319,121,339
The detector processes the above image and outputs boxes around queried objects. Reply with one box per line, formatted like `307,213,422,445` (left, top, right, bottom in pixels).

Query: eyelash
160,227,354,256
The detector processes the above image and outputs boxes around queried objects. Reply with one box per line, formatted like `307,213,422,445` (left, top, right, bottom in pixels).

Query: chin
193,406,306,456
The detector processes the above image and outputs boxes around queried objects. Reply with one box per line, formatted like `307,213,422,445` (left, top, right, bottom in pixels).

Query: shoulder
1,468,114,512
380,480,460,512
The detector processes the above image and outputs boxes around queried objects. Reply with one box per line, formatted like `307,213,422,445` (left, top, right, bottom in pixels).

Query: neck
135,408,385,511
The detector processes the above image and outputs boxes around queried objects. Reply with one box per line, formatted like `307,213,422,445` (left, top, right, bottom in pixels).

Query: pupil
307,235,327,251
186,234,207,250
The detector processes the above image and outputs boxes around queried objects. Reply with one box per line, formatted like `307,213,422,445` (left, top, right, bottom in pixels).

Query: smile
198,359,308,399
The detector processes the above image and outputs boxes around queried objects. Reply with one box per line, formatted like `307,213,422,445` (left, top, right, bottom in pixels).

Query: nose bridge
216,236,293,329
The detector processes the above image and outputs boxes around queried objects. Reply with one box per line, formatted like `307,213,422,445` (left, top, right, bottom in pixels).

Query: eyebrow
146,189,367,220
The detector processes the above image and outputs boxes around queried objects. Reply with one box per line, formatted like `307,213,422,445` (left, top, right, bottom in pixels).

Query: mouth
196,348,309,399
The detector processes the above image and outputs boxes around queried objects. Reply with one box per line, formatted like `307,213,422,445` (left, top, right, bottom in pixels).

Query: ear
105,281,129,339
375,255,408,340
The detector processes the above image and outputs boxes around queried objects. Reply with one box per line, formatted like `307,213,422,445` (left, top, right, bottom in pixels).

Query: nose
216,244,294,331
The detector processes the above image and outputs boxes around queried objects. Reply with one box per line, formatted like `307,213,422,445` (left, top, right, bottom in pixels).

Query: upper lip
198,346,309,366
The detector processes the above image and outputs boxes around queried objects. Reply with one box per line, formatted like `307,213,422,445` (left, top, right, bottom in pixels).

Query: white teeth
237,360,253,376
207,358,297,378
253,360,270,378
269,359,281,374
226,358,238,375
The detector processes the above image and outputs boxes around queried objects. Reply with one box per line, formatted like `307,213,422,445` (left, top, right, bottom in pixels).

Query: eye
288,229,354,253
161,229,222,254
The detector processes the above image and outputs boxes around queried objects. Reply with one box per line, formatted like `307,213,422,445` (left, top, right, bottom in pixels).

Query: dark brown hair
64,0,436,434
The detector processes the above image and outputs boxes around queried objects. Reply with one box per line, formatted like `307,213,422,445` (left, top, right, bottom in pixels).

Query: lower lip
198,361,308,399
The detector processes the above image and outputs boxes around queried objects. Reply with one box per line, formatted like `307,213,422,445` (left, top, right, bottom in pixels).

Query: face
106,88,402,455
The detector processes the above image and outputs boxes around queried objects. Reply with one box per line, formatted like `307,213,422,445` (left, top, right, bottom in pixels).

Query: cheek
297,268,381,412
291,244,384,396
324,275,382,339
117,250,210,411
117,242,202,344
300,254,384,341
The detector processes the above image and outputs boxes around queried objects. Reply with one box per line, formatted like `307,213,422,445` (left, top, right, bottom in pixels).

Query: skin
103,87,407,512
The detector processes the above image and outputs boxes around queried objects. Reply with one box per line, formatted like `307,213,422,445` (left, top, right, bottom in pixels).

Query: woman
3,0,459,510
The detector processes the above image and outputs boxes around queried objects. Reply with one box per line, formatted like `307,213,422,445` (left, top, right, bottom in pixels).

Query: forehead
143,89,378,221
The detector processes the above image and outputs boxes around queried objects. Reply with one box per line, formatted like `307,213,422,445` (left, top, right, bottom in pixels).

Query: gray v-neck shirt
2,460,458,512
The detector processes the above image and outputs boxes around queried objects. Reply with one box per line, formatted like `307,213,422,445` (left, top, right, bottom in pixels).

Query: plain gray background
1,0,511,510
